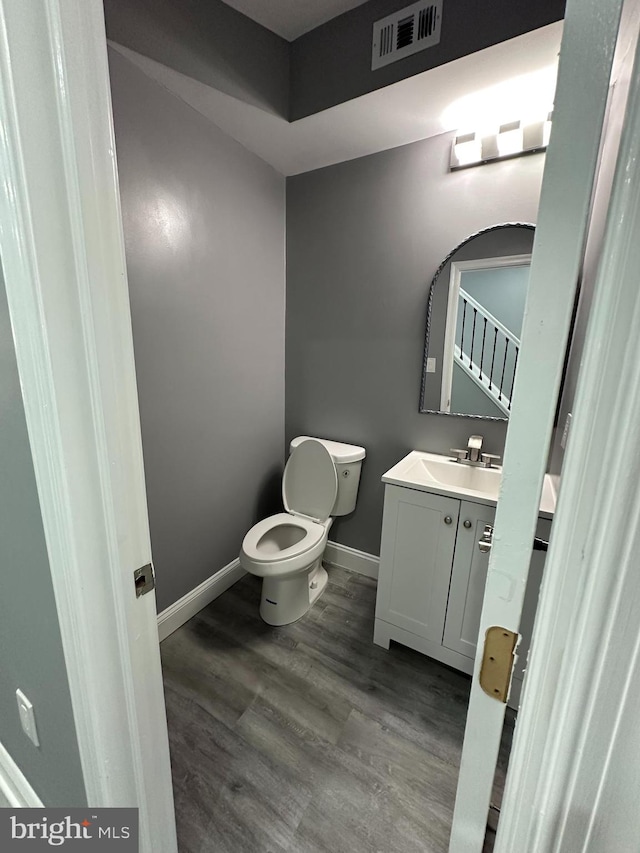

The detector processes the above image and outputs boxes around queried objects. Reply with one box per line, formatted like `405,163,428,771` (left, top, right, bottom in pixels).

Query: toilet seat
240,438,338,584
241,512,325,563
239,439,337,578
238,435,364,625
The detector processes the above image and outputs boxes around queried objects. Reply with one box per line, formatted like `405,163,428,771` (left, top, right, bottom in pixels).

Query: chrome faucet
450,435,501,468
467,435,483,463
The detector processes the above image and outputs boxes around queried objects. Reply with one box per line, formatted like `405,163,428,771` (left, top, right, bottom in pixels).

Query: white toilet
239,436,365,626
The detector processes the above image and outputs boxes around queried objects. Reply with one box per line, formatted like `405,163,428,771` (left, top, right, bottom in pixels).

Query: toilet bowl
240,437,365,626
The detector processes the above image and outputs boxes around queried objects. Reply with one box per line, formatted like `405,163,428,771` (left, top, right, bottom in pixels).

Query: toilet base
259,560,328,626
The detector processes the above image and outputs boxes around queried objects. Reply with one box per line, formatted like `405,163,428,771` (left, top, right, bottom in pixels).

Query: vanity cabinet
374,483,551,705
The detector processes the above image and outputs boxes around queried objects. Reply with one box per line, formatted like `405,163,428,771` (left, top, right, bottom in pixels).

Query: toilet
240,436,366,626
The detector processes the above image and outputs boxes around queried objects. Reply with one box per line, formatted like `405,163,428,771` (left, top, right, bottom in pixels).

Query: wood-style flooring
161,567,512,852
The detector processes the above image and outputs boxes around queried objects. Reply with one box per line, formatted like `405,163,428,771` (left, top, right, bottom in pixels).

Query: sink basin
407,454,502,499
383,450,556,516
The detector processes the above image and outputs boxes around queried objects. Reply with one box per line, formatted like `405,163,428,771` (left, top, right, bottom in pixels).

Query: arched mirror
419,223,535,420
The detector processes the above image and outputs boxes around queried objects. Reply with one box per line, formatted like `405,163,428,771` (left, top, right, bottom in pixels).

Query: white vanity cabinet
374,477,552,706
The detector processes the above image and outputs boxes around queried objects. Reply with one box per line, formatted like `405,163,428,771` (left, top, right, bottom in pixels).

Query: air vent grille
418,5,437,39
396,15,414,49
372,0,442,70
379,23,394,56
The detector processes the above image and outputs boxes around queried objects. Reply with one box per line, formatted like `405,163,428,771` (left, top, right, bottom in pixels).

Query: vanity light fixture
450,115,552,171
453,132,483,167
496,120,523,157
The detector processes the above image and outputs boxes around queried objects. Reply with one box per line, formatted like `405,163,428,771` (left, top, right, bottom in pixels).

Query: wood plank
162,568,512,852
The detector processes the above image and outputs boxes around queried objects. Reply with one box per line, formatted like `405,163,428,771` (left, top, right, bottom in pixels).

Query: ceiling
220,0,370,40
110,21,561,177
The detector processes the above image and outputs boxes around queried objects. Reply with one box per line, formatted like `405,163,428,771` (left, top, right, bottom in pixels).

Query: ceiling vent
371,0,442,70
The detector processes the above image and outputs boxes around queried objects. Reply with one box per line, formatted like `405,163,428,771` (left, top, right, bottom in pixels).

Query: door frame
3,1,640,853
0,2,176,850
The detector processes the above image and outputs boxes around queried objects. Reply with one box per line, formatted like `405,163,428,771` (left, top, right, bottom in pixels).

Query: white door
449,0,628,849
0,2,177,851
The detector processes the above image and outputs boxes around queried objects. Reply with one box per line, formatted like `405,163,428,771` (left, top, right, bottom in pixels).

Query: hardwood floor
161,567,512,852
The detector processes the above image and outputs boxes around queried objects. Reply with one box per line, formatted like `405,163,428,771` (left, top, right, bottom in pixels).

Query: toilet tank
289,436,365,516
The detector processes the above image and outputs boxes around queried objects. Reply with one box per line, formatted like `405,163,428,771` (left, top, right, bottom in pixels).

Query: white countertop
382,450,556,519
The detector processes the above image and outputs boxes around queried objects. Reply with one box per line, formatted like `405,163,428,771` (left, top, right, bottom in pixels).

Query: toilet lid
282,439,337,522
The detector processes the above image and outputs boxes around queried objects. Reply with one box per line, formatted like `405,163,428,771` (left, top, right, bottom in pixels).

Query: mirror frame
419,222,536,419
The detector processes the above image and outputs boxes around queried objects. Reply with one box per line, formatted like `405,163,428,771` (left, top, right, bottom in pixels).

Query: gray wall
286,132,544,555
103,0,289,117
108,47,286,611
290,0,565,120
461,265,529,338
0,269,86,806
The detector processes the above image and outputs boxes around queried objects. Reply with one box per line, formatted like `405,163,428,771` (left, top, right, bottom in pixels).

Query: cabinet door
376,485,459,643
443,504,551,669
442,501,496,658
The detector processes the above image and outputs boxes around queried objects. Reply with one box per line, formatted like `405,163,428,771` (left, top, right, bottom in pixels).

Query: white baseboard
324,540,379,579
157,558,245,641
0,740,43,807
157,544,376,643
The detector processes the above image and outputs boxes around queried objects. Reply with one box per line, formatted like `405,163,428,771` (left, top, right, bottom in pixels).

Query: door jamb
0,2,176,849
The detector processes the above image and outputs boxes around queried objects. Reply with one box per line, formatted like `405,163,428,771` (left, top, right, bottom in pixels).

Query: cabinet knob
444,515,452,525
463,519,472,529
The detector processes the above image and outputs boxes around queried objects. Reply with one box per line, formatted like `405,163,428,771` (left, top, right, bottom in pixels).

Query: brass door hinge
479,626,518,703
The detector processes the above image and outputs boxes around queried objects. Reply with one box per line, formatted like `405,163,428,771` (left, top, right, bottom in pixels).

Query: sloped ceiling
221,0,370,40
110,21,561,176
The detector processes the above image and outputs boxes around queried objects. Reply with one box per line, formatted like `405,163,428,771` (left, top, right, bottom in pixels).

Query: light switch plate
426,357,436,373
16,689,39,747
